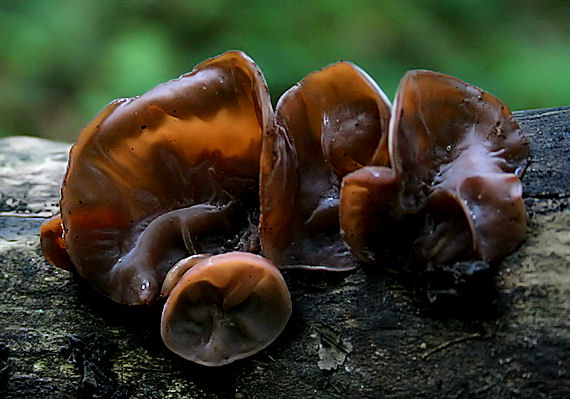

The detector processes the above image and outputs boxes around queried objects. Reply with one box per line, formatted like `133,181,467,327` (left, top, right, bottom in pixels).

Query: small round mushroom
160,252,291,366
259,61,391,270
41,51,273,304
340,70,529,267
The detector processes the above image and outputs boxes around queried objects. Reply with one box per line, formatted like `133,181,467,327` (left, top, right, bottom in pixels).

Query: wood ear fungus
40,52,530,366
40,214,72,271
40,51,273,305
340,70,529,269
160,252,291,366
259,61,391,270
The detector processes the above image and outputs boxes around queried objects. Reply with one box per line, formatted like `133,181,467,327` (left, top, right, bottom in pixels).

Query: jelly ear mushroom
390,70,528,262
260,61,391,270
160,252,291,366
339,166,400,264
389,70,528,212
40,214,72,271
47,51,273,305
340,70,529,267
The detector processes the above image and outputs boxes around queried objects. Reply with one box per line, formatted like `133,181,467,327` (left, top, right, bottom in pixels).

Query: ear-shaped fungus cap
260,62,391,270
49,51,273,304
341,70,529,266
160,252,291,366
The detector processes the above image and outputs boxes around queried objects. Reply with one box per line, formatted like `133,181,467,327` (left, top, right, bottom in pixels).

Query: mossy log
0,107,568,398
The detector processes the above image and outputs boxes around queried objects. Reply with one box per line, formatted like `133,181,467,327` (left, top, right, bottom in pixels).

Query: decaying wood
0,107,568,398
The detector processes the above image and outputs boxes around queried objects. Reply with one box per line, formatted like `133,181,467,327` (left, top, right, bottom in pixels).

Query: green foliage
1,0,568,140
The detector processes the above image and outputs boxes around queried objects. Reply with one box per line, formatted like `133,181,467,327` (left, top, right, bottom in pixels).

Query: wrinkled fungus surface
40,50,530,367
340,70,529,269
42,51,273,304
161,252,291,366
260,61,391,270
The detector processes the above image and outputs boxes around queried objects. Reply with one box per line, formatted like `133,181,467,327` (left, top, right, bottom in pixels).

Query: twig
421,332,483,360
312,324,351,353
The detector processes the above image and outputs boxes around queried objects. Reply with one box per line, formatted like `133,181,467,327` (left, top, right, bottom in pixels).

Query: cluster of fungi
41,51,529,366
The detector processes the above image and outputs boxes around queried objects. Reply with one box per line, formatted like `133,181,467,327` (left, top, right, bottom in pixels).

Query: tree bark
0,106,568,398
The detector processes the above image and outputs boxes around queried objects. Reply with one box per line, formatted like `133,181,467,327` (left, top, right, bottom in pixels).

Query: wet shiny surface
340,70,529,268
57,51,273,304
260,62,391,270
161,252,291,366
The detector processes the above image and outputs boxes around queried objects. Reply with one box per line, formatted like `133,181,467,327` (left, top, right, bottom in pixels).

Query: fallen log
0,106,568,398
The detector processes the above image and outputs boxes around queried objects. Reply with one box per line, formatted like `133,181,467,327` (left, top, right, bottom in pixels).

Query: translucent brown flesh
259,62,391,270
340,70,529,269
60,51,272,304
160,252,291,366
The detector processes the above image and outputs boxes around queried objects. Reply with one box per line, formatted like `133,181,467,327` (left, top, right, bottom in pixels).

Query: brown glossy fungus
259,61,391,270
339,166,400,264
41,51,273,305
340,70,529,269
40,214,72,271
160,252,291,366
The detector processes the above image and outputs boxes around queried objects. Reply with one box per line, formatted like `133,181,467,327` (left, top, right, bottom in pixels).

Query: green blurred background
1,0,568,141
